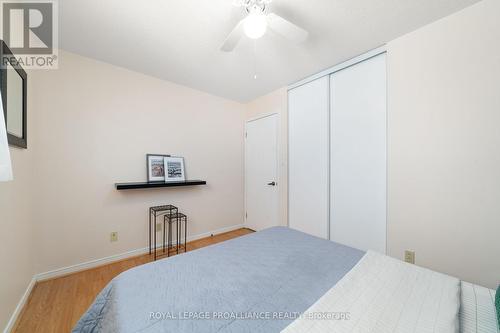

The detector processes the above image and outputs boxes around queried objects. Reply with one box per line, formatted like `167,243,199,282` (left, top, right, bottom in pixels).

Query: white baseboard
3,277,36,333
35,223,245,281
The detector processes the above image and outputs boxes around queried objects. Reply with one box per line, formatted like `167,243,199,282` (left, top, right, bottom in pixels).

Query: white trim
35,223,245,281
244,113,280,230
326,74,331,240
36,247,148,282
288,45,386,91
287,93,290,229
3,277,36,333
385,54,389,256
246,112,278,124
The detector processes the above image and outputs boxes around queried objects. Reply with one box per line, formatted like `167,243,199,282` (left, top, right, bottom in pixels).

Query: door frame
244,112,280,230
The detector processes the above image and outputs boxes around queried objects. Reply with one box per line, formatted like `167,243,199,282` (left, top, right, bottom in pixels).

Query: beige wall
245,88,288,227
0,148,35,328
29,51,246,274
0,11,36,329
387,0,500,288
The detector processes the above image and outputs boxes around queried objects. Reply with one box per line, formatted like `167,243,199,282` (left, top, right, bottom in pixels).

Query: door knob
267,181,276,186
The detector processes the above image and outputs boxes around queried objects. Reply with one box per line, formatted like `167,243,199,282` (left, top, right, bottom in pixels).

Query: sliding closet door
288,76,329,239
330,54,387,253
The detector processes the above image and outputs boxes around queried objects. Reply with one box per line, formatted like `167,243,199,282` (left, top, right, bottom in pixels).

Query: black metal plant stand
149,205,178,260
163,212,188,256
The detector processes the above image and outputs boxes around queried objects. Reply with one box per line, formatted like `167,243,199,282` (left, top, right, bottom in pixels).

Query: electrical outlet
404,250,415,264
156,224,162,232
110,232,118,242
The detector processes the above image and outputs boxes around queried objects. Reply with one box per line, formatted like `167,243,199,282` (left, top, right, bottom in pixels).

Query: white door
288,77,330,239
245,114,279,231
330,54,387,253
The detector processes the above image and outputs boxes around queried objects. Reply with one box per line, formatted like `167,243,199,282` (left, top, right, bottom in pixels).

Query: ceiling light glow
244,13,267,39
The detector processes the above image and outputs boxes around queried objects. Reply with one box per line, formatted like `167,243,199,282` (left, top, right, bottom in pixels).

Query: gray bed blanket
73,226,364,333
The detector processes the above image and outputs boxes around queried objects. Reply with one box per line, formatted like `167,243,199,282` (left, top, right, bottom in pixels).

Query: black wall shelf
115,180,206,190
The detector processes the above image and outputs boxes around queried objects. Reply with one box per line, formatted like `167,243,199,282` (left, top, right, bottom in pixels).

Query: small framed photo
164,156,185,182
146,154,170,182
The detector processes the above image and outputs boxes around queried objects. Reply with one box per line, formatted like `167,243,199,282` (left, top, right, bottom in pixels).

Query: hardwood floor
13,228,254,333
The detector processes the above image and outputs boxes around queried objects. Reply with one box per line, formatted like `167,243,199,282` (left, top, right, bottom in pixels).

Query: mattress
73,226,364,333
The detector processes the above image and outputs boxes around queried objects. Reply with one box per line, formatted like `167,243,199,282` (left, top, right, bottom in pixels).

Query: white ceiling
60,0,481,102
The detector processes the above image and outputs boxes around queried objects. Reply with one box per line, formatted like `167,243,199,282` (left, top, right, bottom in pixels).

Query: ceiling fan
220,0,309,52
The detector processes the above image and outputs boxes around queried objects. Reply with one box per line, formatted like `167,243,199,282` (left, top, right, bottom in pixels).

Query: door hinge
245,132,247,138
245,212,247,219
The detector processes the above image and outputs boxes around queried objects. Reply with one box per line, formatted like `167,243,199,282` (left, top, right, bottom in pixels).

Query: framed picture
1,41,28,149
146,154,170,182
164,156,185,182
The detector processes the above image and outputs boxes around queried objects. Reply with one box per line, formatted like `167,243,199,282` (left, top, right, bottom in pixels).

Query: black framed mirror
0,40,28,149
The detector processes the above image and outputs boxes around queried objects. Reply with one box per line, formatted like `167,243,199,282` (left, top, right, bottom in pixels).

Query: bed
73,227,499,333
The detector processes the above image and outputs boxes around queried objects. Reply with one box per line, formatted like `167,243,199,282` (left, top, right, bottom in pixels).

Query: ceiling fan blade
220,19,245,52
267,13,308,43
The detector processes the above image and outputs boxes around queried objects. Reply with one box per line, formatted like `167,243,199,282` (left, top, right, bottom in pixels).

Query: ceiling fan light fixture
220,0,308,52
244,12,267,39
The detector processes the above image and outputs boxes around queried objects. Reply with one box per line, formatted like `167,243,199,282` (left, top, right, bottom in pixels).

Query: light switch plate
110,232,118,242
